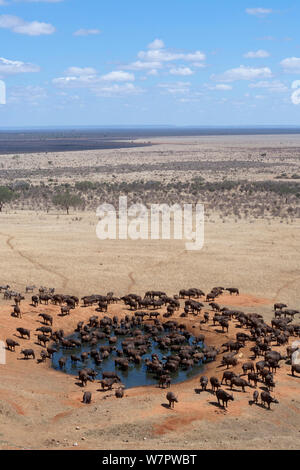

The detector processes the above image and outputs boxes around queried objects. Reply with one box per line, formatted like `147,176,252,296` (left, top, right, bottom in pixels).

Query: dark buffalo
13,305,21,318
6,338,20,351
226,288,239,295
230,377,251,392
115,387,124,398
248,372,259,387
291,364,300,377
260,391,279,410
210,376,221,393
166,391,178,408
252,390,259,404
242,361,255,375
20,349,35,359
31,295,39,307
216,389,234,408
38,313,53,326
16,327,30,339
82,391,92,404
58,356,67,369
37,334,50,347
36,326,52,335
200,376,208,390
99,378,120,390
78,370,90,386
221,370,237,385
102,371,121,381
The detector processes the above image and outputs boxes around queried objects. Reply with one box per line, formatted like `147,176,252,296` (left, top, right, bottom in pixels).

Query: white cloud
147,69,158,76
138,44,205,63
124,40,205,78
138,49,182,62
169,67,194,76
125,60,162,70
52,75,93,87
100,71,135,82
0,57,40,76
148,39,165,50
246,8,273,17
280,57,300,73
291,80,300,105
53,69,134,86
291,80,300,89
8,85,47,105
244,49,270,58
184,51,206,61
193,62,206,68
209,84,233,90
158,81,191,95
291,89,300,105
53,75,142,96
93,83,142,97
65,67,97,76
249,80,288,92
212,65,272,82
0,14,55,35
73,29,101,36
53,67,140,97
178,97,201,103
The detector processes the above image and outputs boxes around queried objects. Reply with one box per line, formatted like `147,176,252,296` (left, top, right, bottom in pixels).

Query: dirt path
0,232,69,289
127,271,136,292
272,274,300,302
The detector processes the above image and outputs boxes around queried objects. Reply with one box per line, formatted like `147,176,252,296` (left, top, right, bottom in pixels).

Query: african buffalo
115,388,124,398
230,377,251,392
21,349,35,360
291,364,300,377
216,389,234,408
16,327,30,339
200,376,208,390
210,376,221,393
166,391,178,408
260,391,279,410
6,339,20,351
82,391,92,404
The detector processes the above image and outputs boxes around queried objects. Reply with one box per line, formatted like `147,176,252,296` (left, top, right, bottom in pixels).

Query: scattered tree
0,186,14,212
52,191,83,215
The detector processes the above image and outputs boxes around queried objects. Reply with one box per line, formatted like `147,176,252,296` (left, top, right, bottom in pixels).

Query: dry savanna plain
0,134,299,450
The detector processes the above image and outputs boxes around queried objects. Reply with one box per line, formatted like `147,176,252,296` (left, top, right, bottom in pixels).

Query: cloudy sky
0,0,300,127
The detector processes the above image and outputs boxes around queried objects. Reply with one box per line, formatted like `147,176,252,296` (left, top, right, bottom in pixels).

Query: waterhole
51,324,205,388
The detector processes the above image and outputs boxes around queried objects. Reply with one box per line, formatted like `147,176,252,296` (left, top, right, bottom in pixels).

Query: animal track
0,232,69,289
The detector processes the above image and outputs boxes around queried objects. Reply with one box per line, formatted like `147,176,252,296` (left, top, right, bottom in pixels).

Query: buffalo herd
2,284,300,412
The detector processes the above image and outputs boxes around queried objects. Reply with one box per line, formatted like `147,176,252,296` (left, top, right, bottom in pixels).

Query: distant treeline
1,177,299,219
6,177,300,196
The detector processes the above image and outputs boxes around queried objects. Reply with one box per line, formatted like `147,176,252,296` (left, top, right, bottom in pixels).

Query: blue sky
0,0,300,127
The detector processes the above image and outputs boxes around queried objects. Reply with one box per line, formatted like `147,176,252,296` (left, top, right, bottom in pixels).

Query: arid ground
0,134,299,450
